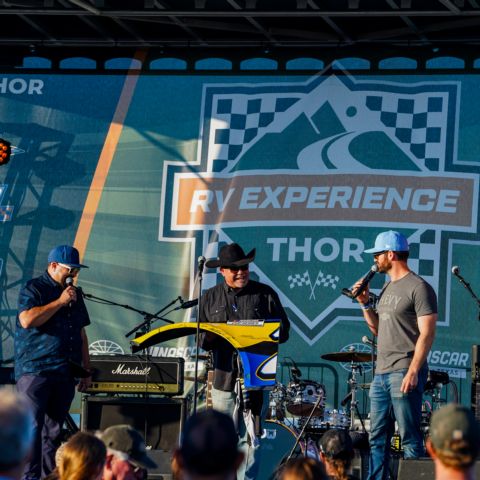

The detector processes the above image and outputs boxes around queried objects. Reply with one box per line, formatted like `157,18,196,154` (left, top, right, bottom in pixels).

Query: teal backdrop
0,70,479,417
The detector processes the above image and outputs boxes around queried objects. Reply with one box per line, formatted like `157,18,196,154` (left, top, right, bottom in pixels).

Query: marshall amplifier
86,355,184,395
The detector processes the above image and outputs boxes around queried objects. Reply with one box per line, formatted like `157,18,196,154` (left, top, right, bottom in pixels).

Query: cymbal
321,351,376,363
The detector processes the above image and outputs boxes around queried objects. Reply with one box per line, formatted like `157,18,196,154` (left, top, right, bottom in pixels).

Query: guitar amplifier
86,355,184,395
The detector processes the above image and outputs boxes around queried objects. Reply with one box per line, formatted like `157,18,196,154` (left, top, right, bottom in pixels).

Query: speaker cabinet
81,396,186,451
398,458,480,480
351,449,369,480
472,345,480,420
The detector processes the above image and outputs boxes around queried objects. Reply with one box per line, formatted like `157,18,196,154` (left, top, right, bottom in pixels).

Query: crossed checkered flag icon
288,270,340,300
288,271,311,288
314,271,340,289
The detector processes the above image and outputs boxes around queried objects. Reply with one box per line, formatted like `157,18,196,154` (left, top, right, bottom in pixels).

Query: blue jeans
17,375,76,480
368,367,427,480
211,387,267,480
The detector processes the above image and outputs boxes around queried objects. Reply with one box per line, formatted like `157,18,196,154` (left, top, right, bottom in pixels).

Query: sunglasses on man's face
228,265,249,272
58,263,80,275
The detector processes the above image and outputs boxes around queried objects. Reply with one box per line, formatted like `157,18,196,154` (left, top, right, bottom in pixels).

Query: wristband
360,302,372,310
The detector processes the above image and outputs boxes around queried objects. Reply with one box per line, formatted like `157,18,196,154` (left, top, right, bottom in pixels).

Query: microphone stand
124,298,178,338
193,259,205,414
453,272,480,320
80,289,181,449
285,388,324,462
77,289,177,338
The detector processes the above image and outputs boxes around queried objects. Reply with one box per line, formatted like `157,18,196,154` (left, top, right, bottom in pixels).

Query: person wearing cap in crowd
173,409,244,480
353,230,438,480
318,429,359,480
15,245,92,480
99,424,158,480
0,387,34,480
199,243,290,480
426,403,480,480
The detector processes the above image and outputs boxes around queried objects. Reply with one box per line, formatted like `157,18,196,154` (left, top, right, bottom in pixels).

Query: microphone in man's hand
65,276,75,308
352,264,378,298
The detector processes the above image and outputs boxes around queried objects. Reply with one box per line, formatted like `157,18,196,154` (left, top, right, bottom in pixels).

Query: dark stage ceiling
0,0,480,68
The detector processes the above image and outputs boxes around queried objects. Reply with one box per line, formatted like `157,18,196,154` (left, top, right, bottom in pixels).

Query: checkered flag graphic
288,270,340,300
366,94,447,171
210,94,300,171
288,271,311,289
314,271,340,290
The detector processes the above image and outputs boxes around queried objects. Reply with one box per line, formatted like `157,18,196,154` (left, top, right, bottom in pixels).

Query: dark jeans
17,374,76,480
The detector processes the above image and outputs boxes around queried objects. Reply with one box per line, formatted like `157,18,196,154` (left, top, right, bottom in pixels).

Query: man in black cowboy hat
199,243,290,480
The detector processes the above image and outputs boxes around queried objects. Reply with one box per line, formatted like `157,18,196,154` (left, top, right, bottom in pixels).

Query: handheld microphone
65,277,75,308
341,287,354,299
174,299,198,310
352,264,378,298
198,256,206,273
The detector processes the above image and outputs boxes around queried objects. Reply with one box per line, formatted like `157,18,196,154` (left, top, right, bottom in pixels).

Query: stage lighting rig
0,138,11,166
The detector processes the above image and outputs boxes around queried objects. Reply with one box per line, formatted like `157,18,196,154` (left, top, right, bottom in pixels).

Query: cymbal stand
348,362,366,432
286,389,324,462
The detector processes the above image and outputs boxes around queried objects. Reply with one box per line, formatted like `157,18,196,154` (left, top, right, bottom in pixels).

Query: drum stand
285,389,324,462
347,362,367,433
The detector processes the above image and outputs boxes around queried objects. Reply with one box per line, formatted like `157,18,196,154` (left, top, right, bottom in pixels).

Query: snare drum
286,380,326,417
321,408,350,429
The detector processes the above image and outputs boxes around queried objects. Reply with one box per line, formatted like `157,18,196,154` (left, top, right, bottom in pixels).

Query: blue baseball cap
364,230,409,254
47,245,88,268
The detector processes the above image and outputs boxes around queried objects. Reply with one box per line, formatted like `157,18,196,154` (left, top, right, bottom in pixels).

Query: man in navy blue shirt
15,245,92,480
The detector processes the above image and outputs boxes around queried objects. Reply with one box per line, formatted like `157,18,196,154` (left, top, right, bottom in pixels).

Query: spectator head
318,429,354,480
427,403,480,470
174,409,244,480
58,432,106,480
99,424,157,480
278,457,327,480
0,387,34,477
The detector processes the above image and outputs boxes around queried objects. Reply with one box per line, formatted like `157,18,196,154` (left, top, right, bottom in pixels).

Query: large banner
0,70,479,414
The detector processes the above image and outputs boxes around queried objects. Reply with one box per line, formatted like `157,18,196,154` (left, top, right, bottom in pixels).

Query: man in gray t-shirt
353,230,437,480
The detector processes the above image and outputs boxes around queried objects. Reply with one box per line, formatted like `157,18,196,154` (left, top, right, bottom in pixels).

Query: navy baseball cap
364,230,409,254
47,245,88,269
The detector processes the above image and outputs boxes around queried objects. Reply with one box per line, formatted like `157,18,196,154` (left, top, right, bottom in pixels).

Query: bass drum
258,420,302,480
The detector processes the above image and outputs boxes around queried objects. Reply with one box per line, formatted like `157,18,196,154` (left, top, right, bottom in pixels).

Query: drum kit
260,348,374,477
